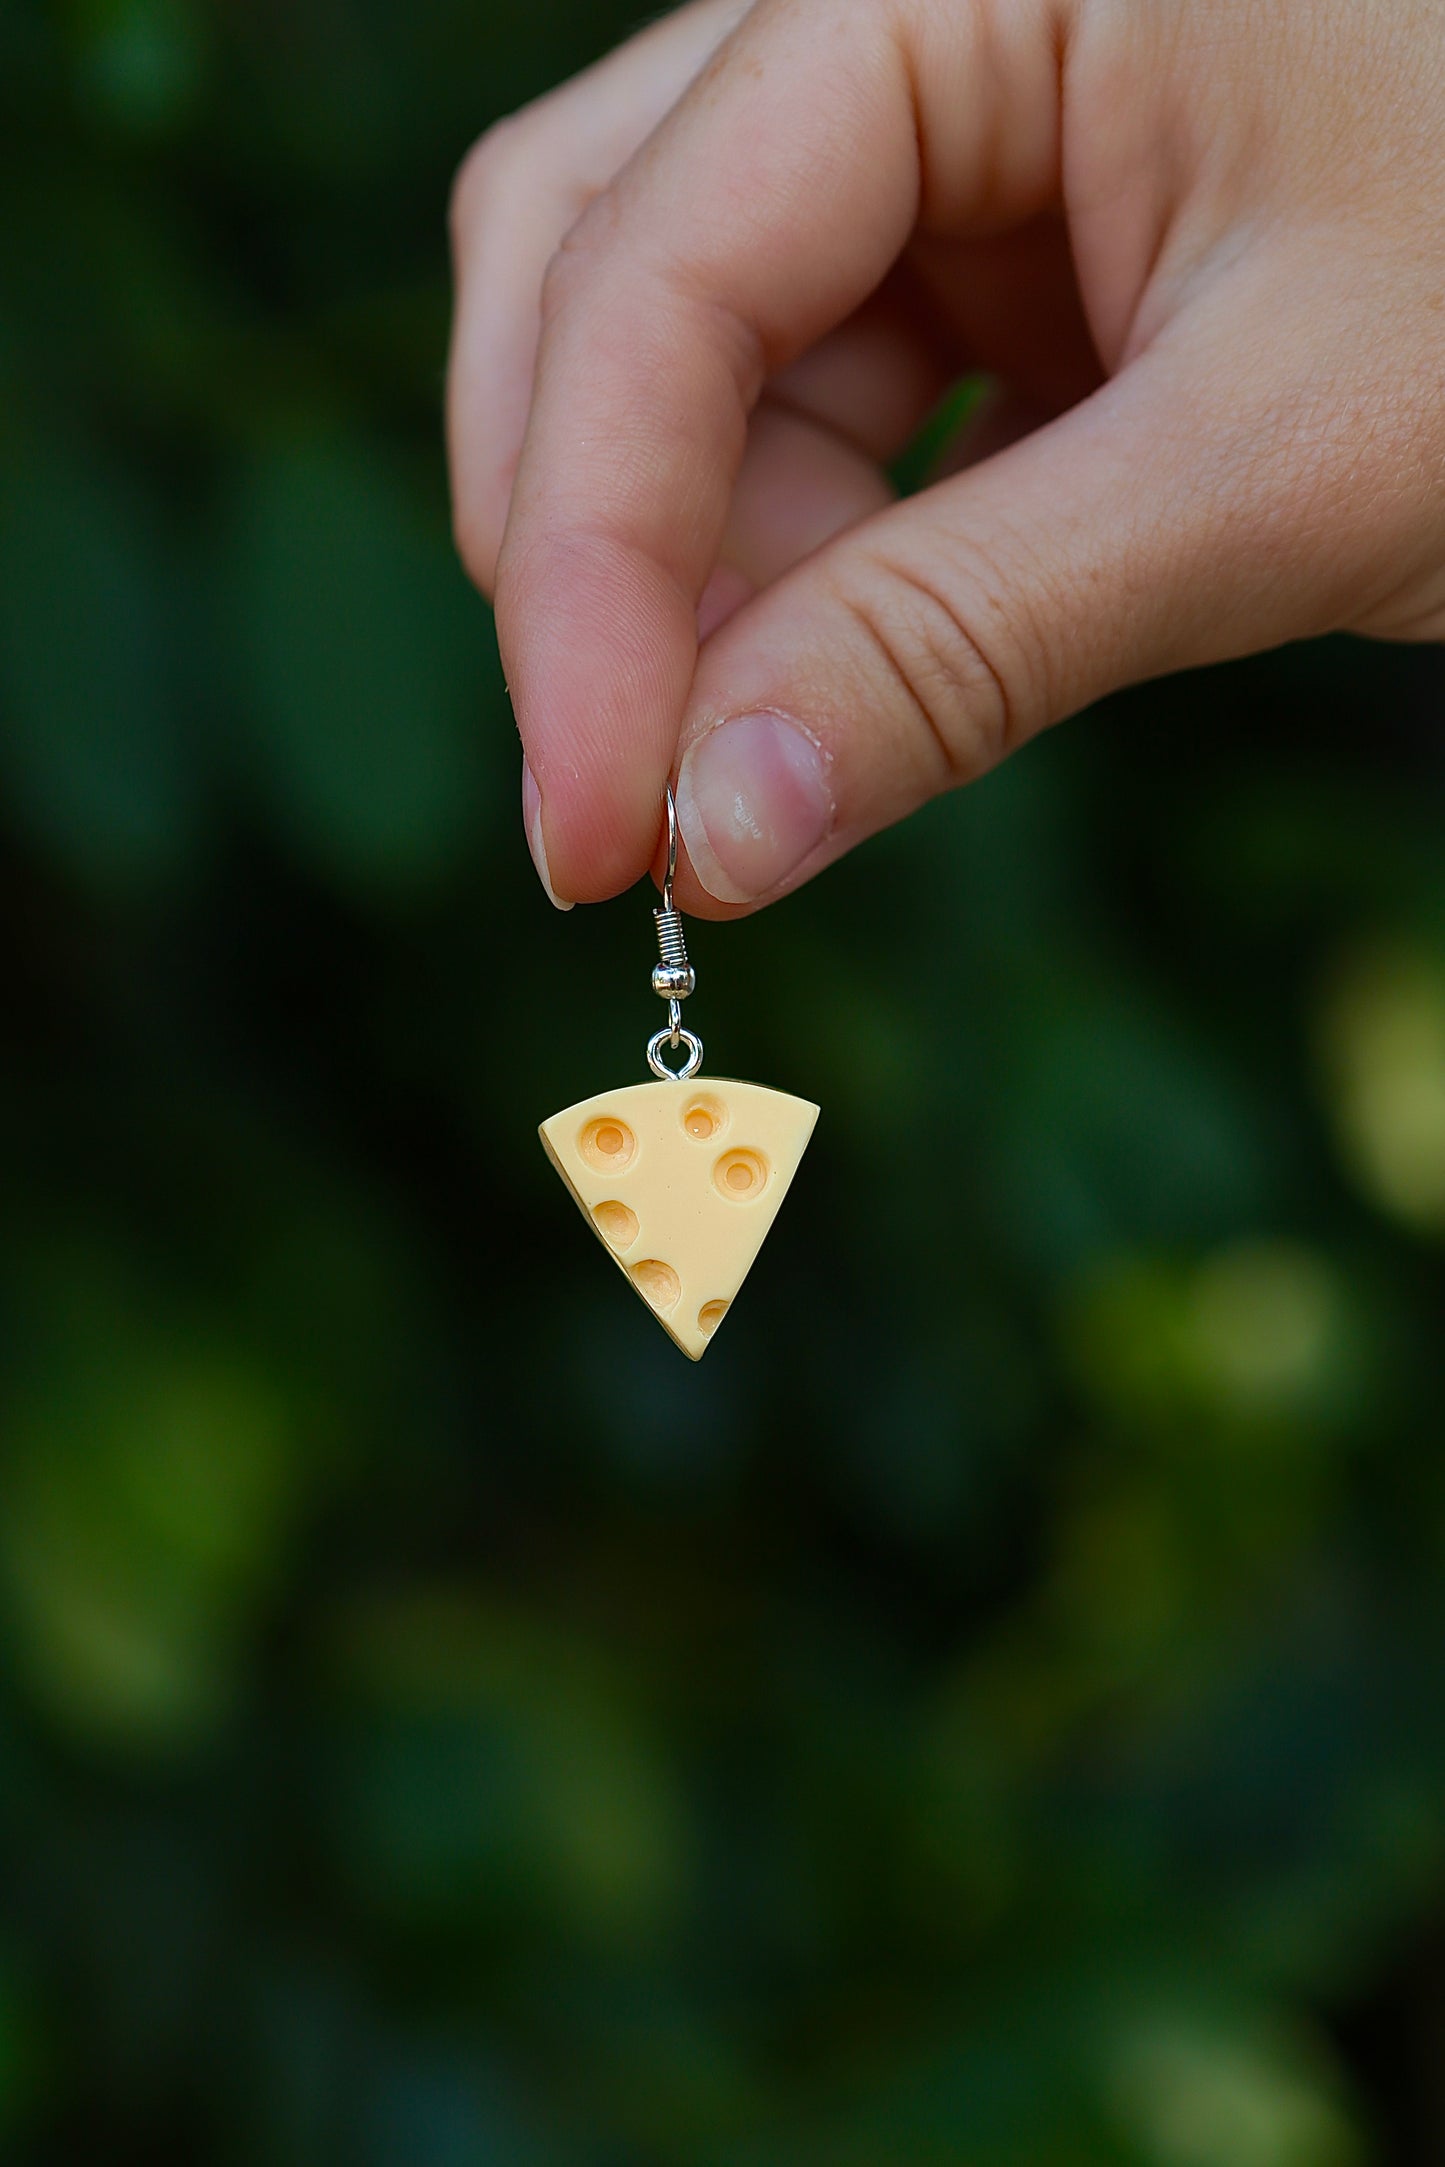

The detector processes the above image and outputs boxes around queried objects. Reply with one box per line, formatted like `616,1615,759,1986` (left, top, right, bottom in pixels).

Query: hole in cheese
682,1094,727,1142
631,1259,681,1312
593,1201,639,1249
714,1147,768,1201
580,1116,636,1172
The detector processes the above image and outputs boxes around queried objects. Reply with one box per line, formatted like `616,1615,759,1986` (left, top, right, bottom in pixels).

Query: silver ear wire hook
646,784,703,1080
662,782,679,914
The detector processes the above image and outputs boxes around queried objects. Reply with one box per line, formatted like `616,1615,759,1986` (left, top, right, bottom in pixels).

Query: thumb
671,294,1354,912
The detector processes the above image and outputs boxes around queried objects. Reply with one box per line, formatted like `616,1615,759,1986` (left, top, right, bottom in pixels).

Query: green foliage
1,3,1444,2162
228,438,493,891
0,433,201,885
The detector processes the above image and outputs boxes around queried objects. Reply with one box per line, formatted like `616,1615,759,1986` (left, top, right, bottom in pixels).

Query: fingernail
522,759,573,910
675,712,831,903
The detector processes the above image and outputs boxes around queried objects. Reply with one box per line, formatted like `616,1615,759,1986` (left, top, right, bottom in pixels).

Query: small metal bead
652,962,696,1000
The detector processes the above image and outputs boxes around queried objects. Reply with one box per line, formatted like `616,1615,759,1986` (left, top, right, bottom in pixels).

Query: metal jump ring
647,1025,704,1081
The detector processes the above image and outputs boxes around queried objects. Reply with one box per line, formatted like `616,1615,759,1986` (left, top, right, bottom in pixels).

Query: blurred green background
4,1,1445,2160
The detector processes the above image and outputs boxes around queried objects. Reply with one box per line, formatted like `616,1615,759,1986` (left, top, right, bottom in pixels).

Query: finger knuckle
838,551,1026,785
448,113,528,249
451,496,500,597
538,192,623,329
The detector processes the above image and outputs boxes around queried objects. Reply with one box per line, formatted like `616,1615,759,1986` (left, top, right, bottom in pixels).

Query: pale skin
446,0,1445,915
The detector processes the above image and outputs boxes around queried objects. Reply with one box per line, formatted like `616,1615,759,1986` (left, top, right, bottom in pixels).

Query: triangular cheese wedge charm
540,1079,819,1358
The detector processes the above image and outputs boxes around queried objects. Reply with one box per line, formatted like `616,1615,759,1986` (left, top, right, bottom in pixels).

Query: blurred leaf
229,437,494,893
1063,1239,1372,1441
993,961,1282,1270
1316,941,1445,1235
0,1243,306,1752
67,0,209,134
0,433,200,884
320,1588,688,1946
890,374,991,496
360,2042,555,2167
1100,2007,1364,2167
0,1954,44,2145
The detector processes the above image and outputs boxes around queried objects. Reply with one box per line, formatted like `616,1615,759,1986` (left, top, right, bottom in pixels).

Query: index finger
496,0,924,903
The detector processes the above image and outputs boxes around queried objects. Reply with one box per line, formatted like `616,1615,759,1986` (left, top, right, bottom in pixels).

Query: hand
448,0,1445,913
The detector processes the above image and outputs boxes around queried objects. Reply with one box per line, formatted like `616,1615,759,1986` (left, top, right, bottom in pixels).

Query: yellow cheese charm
539,790,818,1359
541,1078,818,1358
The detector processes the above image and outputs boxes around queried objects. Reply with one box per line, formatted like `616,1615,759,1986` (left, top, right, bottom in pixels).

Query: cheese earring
539,787,819,1359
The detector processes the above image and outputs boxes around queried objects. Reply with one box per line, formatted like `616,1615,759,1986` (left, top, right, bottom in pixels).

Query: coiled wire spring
646,790,703,1081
